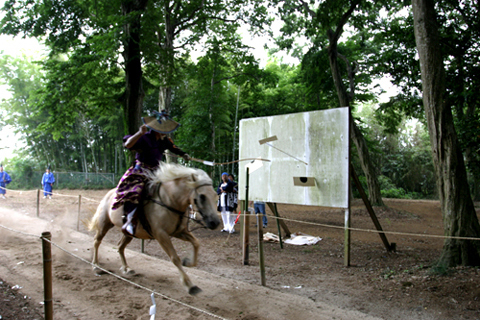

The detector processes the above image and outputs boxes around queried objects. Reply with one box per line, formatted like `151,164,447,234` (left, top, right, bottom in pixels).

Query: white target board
238,108,350,208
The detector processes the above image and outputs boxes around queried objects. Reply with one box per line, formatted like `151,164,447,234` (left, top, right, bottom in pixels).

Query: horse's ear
191,173,196,182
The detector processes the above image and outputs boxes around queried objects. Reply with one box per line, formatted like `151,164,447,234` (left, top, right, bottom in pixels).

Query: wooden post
257,214,266,286
242,167,250,265
77,195,82,231
238,200,244,240
344,207,351,267
41,232,53,320
36,189,40,217
141,240,145,253
344,111,352,266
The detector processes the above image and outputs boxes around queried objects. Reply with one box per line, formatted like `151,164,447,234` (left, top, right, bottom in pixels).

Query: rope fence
0,223,228,320
1,186,479,241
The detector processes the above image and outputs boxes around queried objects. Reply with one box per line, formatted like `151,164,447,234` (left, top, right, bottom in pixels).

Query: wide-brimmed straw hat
142,110,180,134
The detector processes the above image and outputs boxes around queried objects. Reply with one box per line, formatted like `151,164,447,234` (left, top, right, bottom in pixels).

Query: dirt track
0,189,479,320
0,206,379,320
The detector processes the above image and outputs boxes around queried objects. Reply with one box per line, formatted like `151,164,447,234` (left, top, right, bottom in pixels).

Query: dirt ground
0,188,479,320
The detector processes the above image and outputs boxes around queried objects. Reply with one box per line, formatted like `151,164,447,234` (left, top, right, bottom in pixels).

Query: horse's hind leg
155,231,201,295
175,231,199,267
118,235,135,275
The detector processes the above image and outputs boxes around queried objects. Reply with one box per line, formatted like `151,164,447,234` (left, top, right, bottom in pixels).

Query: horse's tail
88,189,115,231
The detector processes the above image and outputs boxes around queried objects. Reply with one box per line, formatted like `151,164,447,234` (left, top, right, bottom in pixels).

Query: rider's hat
142,110,180,134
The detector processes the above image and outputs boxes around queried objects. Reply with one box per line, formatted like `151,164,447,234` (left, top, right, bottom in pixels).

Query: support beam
350,164,395,252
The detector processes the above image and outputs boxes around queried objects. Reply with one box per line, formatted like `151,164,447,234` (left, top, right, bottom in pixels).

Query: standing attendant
228,174,238,213
112,110,190,237
41,165,55,199
254,201,268,228
0,164,12,199
217,172,237,233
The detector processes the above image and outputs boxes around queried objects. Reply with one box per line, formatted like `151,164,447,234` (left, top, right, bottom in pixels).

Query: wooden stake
242,167,250,265
257,215,266,286
77,195,81,231
42,232,53,320
36,189,40,217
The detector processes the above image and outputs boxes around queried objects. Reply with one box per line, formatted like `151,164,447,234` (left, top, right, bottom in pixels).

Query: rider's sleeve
165,137,186,156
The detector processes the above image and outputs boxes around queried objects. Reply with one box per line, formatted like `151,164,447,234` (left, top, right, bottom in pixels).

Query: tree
412,0,480,266
371,1,480,201
0,53,125,173
273,0,385,205
174,31,270,178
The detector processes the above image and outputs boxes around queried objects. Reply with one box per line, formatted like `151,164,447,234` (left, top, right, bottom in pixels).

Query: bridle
147,181,214,233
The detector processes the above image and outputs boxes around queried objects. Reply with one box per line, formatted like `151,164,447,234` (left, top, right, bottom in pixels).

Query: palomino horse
88,163,220,295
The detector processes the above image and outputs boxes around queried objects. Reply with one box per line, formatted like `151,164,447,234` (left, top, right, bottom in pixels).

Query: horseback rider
112,110,190,236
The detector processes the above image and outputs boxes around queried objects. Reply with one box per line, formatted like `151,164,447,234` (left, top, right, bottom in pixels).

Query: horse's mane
147,162,212,188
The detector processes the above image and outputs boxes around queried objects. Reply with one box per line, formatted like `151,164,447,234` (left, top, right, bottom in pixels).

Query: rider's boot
122,202,139,237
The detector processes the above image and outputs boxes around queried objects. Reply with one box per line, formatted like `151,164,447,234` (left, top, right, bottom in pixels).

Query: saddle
122,189,154,238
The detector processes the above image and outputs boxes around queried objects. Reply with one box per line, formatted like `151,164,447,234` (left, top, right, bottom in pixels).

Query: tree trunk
350,119,384,206
122,0,148,135
412,0,480,266
327,26,384,206
157,1,176,112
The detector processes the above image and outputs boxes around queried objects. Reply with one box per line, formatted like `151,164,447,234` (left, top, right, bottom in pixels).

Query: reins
147,181,213,234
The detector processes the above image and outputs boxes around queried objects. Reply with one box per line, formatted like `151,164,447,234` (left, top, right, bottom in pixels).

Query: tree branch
338,53,358,101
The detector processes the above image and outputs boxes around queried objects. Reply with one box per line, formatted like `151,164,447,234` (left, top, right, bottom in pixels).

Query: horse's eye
199,194,206,202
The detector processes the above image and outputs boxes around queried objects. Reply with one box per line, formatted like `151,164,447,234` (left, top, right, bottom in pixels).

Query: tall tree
371,1,480,200
122,0,148,134
412,0,480,266
143,0,270,113
273,0,385,205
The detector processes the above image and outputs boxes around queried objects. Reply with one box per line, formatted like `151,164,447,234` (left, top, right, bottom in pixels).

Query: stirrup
122,209,138,237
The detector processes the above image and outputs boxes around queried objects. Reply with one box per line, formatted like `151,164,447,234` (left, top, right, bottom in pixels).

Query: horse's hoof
182,258,192,267
93,267,106,275
189,286,202,296
120,267,136,275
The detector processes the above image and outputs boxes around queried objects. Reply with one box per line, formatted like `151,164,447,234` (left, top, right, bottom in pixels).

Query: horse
88,162,220,295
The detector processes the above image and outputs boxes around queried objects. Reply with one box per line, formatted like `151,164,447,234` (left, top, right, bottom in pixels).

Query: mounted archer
112,110,191,236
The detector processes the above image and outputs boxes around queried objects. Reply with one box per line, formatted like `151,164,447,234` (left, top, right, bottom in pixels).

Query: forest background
0,0,478,204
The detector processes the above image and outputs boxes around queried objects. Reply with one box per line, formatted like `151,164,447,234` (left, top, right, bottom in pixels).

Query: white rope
243,213,480,241
1,186,102,203
2,184,479,242
0,186,37,193
0,224,228,320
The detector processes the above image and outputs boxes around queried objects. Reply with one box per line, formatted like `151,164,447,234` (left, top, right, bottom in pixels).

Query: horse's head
148,163,220,230
188,173,220,230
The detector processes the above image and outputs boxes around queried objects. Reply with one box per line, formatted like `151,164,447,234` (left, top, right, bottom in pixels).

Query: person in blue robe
41,166,55,199
0,164,12,199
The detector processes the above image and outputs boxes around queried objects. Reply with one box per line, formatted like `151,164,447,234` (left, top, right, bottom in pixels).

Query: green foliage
353,104,436,199
2,157,42,190
0,53,126,173
429,262,452,276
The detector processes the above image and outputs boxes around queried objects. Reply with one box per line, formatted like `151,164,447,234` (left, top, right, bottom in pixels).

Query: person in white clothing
217,172,237,233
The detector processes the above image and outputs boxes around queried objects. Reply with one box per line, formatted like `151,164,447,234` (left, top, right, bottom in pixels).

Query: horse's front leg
118,235,135,275
92,223,114,275
155,230,201,295
175,231,199,268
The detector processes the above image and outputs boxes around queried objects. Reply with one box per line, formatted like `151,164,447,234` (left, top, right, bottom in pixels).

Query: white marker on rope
149,293,156,320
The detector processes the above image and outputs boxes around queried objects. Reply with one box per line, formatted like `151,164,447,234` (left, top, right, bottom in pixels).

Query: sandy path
0,207,380,320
